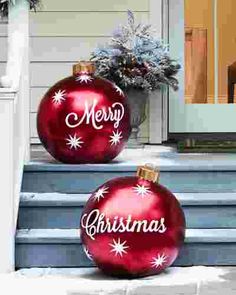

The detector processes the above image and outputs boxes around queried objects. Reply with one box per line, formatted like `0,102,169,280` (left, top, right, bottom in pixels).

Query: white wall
29,0,150,143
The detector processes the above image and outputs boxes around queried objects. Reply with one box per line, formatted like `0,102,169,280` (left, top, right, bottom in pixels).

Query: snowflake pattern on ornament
114,84,124,96
93,186,109,202
83,246,93,261
109,238,129,257
151,253,168,268
109,130,123,146
65,134,84,150
76,74,93,84
52,89,66,105
133,184,151,198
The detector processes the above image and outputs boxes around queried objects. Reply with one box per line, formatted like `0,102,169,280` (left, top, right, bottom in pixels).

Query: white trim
0,92,16,99
0,99,15,273
149,0,163,37
161,0,169,141
168,0,185,133
0,89,17,95
149,0,168,143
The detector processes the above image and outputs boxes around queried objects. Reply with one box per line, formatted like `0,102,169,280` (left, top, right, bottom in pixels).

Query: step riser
22,171,236,193
17,205,236,229
15,243,236,268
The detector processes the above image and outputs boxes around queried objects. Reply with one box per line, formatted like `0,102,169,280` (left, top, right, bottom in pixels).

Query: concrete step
5,267,234,295
22,165,236,194
18,192,236,229
15,228,236,268
23,147,236,194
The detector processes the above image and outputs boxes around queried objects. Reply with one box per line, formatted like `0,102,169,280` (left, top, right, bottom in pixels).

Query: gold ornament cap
73,61,96,75
137,164,160,183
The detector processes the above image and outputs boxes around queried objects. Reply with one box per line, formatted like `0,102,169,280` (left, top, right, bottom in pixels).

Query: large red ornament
37,61,131,163
80,165,186,278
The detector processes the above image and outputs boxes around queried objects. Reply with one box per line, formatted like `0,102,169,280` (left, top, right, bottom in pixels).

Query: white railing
0,0,29,272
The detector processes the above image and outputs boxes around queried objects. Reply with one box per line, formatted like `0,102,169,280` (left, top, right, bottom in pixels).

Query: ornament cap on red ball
80,164,186,278
73,61,96,75
37,60,131,164
137,164,160,183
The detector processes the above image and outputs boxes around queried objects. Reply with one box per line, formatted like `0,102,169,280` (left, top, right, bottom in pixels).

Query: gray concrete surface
2,266,233,295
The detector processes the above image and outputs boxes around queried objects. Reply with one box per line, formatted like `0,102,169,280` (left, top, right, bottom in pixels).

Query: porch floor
30,144,236,171
1,267,235,295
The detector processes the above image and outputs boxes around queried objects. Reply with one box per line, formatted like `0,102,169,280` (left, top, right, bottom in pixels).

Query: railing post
7,0,30,162
0,0,30,273
0,93,15,272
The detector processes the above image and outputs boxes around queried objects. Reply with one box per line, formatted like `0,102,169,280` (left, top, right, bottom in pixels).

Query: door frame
149,0,169,143
168,0,236,140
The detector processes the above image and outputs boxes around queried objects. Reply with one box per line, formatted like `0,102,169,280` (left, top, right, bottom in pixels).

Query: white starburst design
76,74,93,83
93,186,109,202
52,89,66,105
114,84,124,96
65,134,84,150
109,130,123,146
151,253,168,268
109,238,129,257
83,246,93,261
133,184,151,198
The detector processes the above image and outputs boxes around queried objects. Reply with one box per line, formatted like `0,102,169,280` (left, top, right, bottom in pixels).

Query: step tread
26,146,236,172
13,267,233,294
16,229,81,243
15,228,236,244
20,193,88,206
15,266,233,277
20,192,236,206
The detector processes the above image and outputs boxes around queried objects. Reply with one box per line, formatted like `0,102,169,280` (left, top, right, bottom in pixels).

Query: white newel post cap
0,76,12,88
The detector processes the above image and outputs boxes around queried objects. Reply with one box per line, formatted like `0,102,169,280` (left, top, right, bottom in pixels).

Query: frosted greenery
0,0,39,17
91,11,181,92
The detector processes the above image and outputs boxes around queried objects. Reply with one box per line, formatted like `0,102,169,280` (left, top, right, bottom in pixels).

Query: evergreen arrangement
0,0,39,17
91,11,180,92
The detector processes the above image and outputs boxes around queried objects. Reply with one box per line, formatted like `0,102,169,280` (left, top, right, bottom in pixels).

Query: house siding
29,0,150,143
0,19,7,78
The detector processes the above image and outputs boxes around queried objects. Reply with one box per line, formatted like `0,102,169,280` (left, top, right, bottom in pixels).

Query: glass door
169,0,236,133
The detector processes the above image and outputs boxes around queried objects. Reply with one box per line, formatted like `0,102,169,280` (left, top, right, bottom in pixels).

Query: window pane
185,0,215,104
218,0,236,103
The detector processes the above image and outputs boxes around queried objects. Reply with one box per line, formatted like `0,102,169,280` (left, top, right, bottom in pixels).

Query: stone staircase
16,146,236,269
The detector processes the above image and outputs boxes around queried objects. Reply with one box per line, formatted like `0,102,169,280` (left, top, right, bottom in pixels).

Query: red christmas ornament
37,61,131,163
80,165,186,278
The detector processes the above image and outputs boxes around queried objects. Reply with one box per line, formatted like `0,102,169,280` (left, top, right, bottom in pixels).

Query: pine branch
90,11,180,92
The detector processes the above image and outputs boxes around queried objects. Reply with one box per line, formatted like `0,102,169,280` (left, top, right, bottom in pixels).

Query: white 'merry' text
65,99,124,130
